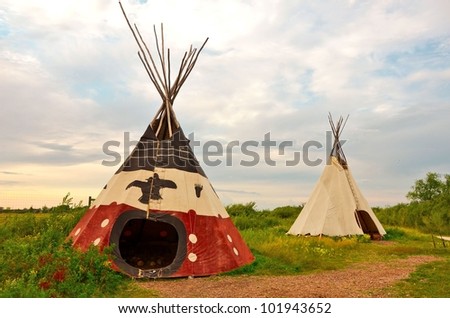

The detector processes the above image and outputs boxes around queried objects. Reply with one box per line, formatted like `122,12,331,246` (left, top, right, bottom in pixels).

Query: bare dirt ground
140,255,440,298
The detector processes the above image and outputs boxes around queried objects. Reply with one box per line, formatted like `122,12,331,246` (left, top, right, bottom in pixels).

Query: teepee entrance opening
355,210,382,239
119,219,179,270
110,211,187,277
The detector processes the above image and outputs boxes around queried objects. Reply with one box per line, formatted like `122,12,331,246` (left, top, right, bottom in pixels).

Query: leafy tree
406,172,449,202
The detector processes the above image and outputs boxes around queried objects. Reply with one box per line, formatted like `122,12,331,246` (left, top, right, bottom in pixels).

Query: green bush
375,172,450,235
226,202,258,216
272,205,302,219
376,199,450,235
383,227,407,240
0,209,126,297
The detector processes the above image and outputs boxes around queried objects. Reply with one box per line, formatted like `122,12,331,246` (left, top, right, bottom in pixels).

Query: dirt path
140,255,440,298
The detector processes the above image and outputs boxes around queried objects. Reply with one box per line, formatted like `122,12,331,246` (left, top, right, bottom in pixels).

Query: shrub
272,205,302,219
0,209,126,297
226,202,258,216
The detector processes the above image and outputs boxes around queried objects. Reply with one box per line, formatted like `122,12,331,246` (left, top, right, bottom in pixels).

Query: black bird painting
126,173,177,204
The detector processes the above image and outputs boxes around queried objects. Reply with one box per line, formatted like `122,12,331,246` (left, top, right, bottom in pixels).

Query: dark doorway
119,219,179,270
355,210,380,239
110,210,187,278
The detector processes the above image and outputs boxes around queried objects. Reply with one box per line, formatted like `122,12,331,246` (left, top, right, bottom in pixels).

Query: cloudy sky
1,0,449,209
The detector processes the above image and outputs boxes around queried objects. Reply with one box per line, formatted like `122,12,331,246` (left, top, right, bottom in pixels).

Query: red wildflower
39,281,51,290
38,254,53,267
52,268,66,282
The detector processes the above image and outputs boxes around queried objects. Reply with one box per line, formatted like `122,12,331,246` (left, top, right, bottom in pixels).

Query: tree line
375,172,450,235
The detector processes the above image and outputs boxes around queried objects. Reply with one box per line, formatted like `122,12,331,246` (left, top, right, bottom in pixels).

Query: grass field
0,204,449,298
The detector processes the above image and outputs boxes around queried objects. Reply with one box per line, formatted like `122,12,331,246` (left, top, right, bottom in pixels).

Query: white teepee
287,114,386,238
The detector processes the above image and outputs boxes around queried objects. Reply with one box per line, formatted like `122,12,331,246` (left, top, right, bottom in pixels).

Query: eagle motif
126,173,177,204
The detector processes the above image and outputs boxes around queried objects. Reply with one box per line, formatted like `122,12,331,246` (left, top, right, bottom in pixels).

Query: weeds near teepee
225,203,450,280
0,208,126,297
0,199,448,297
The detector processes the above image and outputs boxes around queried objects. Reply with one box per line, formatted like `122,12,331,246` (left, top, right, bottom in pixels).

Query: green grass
0,209,125,297
234,226,448,274
381,258,450,297
1,203,449,297
0,209,161,298
223,206,450,298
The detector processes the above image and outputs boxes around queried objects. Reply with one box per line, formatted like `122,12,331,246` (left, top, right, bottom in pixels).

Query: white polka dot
74,228,81,236
227,234,233,242
189,234,198,244
93,238,101,246
101,219,109,228
188,253,197,262
233,247,239,256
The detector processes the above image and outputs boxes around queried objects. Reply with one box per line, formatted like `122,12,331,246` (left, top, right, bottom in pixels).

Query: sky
0,0,449,209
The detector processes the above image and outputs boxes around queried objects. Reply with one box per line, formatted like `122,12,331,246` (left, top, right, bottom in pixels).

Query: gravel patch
140,255,440,298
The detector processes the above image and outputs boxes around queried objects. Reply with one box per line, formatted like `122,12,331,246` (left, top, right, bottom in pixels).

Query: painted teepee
68,3,254,278
287,114,386,239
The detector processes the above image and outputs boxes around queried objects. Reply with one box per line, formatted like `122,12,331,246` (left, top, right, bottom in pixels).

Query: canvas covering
68,127,254,278
287,156,386,237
